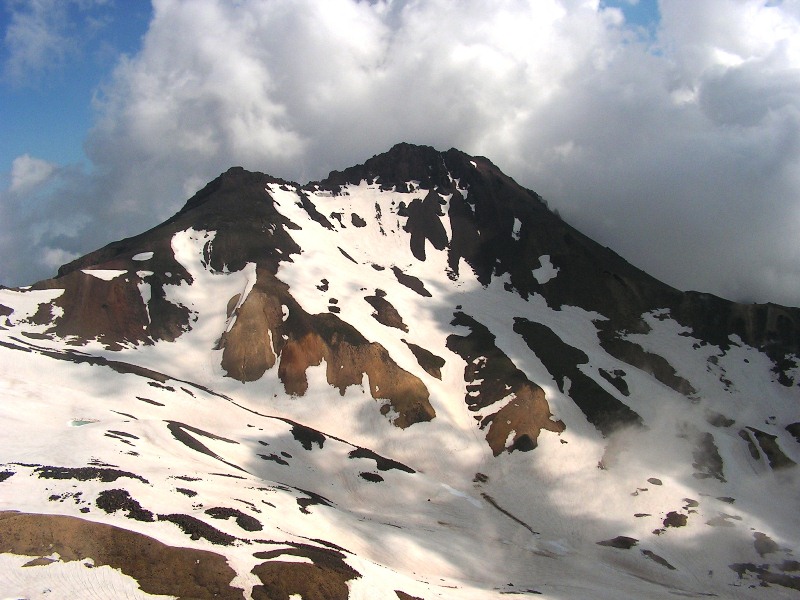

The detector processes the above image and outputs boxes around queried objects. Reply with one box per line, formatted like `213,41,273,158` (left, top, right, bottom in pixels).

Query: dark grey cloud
2,0,800,307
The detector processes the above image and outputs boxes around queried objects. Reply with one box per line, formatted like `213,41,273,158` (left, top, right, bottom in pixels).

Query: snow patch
223,263,258,333
0,287,63,323
138,278,152,328
512,218,522,241
0,553,172,599
81,269,127,281
132,252,154,261
532,255,559,284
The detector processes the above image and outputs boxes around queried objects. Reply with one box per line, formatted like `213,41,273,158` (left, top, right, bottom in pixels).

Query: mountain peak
318,142,445,190
1,143,799,598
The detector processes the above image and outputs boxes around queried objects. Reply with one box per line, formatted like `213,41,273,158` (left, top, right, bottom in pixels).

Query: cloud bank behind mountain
2,0,800,306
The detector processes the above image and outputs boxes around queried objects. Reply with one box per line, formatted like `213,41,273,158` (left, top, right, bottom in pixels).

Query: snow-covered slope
1,143,798,599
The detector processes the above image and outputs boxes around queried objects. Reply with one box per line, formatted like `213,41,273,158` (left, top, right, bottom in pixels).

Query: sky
1,0,800,308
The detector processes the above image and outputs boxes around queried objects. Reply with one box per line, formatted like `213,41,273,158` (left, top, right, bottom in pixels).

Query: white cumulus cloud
9,154,56,193
2,0,800,308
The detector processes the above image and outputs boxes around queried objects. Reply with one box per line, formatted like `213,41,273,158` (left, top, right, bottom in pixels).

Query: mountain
1,142,798,599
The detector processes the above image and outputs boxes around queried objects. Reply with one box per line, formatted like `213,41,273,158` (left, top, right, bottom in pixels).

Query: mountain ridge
0,142,798,599
47,142,800,378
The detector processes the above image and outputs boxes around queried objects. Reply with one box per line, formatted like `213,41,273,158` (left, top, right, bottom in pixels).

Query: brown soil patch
0,511,242,599
251,544,360,600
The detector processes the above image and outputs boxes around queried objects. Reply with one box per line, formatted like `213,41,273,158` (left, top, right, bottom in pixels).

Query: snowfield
1,146,798,599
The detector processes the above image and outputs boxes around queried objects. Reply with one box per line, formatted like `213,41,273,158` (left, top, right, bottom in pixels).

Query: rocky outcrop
447,312,564,455
217,271,434,428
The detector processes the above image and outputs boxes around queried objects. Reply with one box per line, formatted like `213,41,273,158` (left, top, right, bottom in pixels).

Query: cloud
2,0,800,308
2,0,110,85
9,154,56,193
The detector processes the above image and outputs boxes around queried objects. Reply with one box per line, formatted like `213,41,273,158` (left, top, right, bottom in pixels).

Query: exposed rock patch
786,422,800,444
447,312,564,455
748,427,796,470
0,511,242,598
400,189,449,261
35,465,148,484
216,270,434,428
692,431,726,482
96,489,154,522
403,339,445,379
218,273,285,382
514,318,642,436
158,513,237,545
641,549,676,570
391,267,432,297
730,561,800,591
276,309,434,428
597,536,638,549
597,325,696,397
251,544,360,600
205,507,262,532
365,292,408,331
754,532,780,557
348,447,415,473
598,368,630,396
663,511,688,528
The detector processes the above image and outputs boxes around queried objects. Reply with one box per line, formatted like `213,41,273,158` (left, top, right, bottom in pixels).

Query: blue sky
0,2,151,175
602,0,660,29
2,0,800,307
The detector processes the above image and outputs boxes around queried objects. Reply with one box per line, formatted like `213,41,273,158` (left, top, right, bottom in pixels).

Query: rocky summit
1,143,798,599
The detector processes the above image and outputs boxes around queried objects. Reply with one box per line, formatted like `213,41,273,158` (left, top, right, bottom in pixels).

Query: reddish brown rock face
273,314,434,428
219,274,286,382
33,270,152,348
482,384,565,456
217,270,434,427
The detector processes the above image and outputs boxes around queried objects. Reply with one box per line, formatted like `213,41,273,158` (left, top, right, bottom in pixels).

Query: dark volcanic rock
747,427,797,470
320,144,800,382
205,507,262,532
96,489,154,522
36,465,148,484
403,340,445,380
514,318,642,436
692,431,726,482
663,511,688,528
365,293,408,332
447,312,565,455
348,447,415,473
158,513,236,545
597,536,639,549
